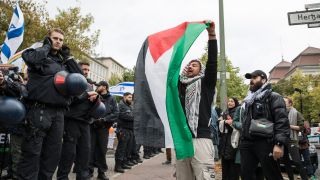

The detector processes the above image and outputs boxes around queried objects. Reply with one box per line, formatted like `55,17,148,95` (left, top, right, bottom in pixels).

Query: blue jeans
300,148,315,176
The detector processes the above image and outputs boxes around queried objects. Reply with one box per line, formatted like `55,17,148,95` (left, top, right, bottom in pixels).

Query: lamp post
219,0,227,111
294,88,303,113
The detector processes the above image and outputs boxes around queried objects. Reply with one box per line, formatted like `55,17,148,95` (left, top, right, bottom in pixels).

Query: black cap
96,80,109,87
245,70,267,80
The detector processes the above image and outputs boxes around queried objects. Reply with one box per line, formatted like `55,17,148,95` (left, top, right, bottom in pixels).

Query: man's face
227,98,236,109
50,31,64,51
249,76,265,92
186,61,201,78
283,98,292,109
96,85,106,93
124,94,133,105
81,64,90,78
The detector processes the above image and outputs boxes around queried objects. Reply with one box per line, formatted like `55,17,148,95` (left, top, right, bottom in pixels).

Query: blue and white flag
109,82,134,96
0,2,24,64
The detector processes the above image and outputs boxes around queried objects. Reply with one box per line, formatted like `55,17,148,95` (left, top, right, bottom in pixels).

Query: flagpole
219,0,228,112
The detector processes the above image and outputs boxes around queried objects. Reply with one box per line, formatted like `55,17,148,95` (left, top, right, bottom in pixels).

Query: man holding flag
176,21,217,180
134,20,217,180
0,2,24,64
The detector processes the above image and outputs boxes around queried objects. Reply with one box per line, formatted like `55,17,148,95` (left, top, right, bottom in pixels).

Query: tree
48,7,100,60
0,0,49,50
272,71,320,123
200,50,248,104
108,73,122,86
122,67,135,82
0,1,100,60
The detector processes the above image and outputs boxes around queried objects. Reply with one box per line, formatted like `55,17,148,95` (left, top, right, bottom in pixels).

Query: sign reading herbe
288,9,320,25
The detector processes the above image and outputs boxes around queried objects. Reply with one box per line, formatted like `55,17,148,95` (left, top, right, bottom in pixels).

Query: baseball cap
96,80,109,87
245,70,267,80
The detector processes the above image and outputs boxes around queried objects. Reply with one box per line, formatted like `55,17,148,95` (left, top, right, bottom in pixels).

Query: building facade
82,54,109,83
96,57,126,80
269,47,320,83
269,60,291,83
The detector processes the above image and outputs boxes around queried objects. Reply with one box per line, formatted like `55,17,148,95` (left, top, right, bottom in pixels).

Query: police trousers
57,119,91,180
17,106,65,180
88,124,110,174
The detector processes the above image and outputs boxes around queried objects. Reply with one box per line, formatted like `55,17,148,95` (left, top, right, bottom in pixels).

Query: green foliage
48,7,100,60
0,0,49,50
108,73,122,86
272,71,320,123
122,67,135,82
200,50,248,104
0,0,99,60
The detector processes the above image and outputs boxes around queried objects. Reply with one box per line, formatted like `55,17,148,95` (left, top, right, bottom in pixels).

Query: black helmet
0,97,26,125
54,71,87,96
90,100,106,119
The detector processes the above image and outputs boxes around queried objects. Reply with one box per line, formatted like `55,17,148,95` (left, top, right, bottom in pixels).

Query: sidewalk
112,152,176,180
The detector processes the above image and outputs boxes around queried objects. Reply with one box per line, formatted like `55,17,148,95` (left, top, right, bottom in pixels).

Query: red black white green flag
134,22,209,160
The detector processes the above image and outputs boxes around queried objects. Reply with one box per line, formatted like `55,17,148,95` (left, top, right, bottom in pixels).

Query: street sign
305,3,320,10
308,23,320,28
288,9,320,25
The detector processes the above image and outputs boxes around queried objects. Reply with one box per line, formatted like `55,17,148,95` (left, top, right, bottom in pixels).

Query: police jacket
22,44,71,106
118,99,133,130
241,84,290,146
178,40,218,139
100,92,119,127
64,80,96,123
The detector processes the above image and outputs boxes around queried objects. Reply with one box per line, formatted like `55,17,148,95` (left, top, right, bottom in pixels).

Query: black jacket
241,84,290,145
118,100,133,130
64,81,96,123
22,44,71,106
219,106,239,160
178,40,218,139
100,92,119,127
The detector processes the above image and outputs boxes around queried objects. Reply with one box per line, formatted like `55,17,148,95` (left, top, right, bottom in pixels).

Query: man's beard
125,100,132,105
249,81,264,92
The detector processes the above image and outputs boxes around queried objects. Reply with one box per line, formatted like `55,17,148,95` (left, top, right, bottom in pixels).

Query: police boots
114,161,125,173
97,173,109,180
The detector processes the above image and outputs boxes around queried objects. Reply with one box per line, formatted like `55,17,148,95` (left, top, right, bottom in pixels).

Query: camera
4,66,20,82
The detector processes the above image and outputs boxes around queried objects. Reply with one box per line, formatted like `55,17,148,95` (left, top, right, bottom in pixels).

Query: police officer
114,92,135,173
17,28,74,179
89,81,118,180
0,68,26,180
57,62,99,180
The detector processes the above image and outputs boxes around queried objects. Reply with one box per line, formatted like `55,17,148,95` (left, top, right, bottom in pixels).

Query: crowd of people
0,20,318,180
212,74,317,180
0,28,147,180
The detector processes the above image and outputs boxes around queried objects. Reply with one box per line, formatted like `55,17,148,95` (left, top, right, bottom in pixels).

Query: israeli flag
0,2,24,64
109,82,134,96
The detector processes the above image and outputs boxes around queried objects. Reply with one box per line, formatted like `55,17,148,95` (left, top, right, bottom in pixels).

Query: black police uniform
0,73,26,180
115,100,135,169
17,43,71,180
57,80,97,180
89,92,118,176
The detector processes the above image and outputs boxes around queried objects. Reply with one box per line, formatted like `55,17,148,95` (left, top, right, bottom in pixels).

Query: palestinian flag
134,22,209,160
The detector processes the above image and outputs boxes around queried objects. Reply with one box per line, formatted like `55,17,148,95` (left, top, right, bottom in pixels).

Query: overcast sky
43,0,320,77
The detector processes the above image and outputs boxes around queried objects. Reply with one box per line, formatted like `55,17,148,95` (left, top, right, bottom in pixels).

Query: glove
60,45,71,60
43,36,52,47
93,119,104,128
